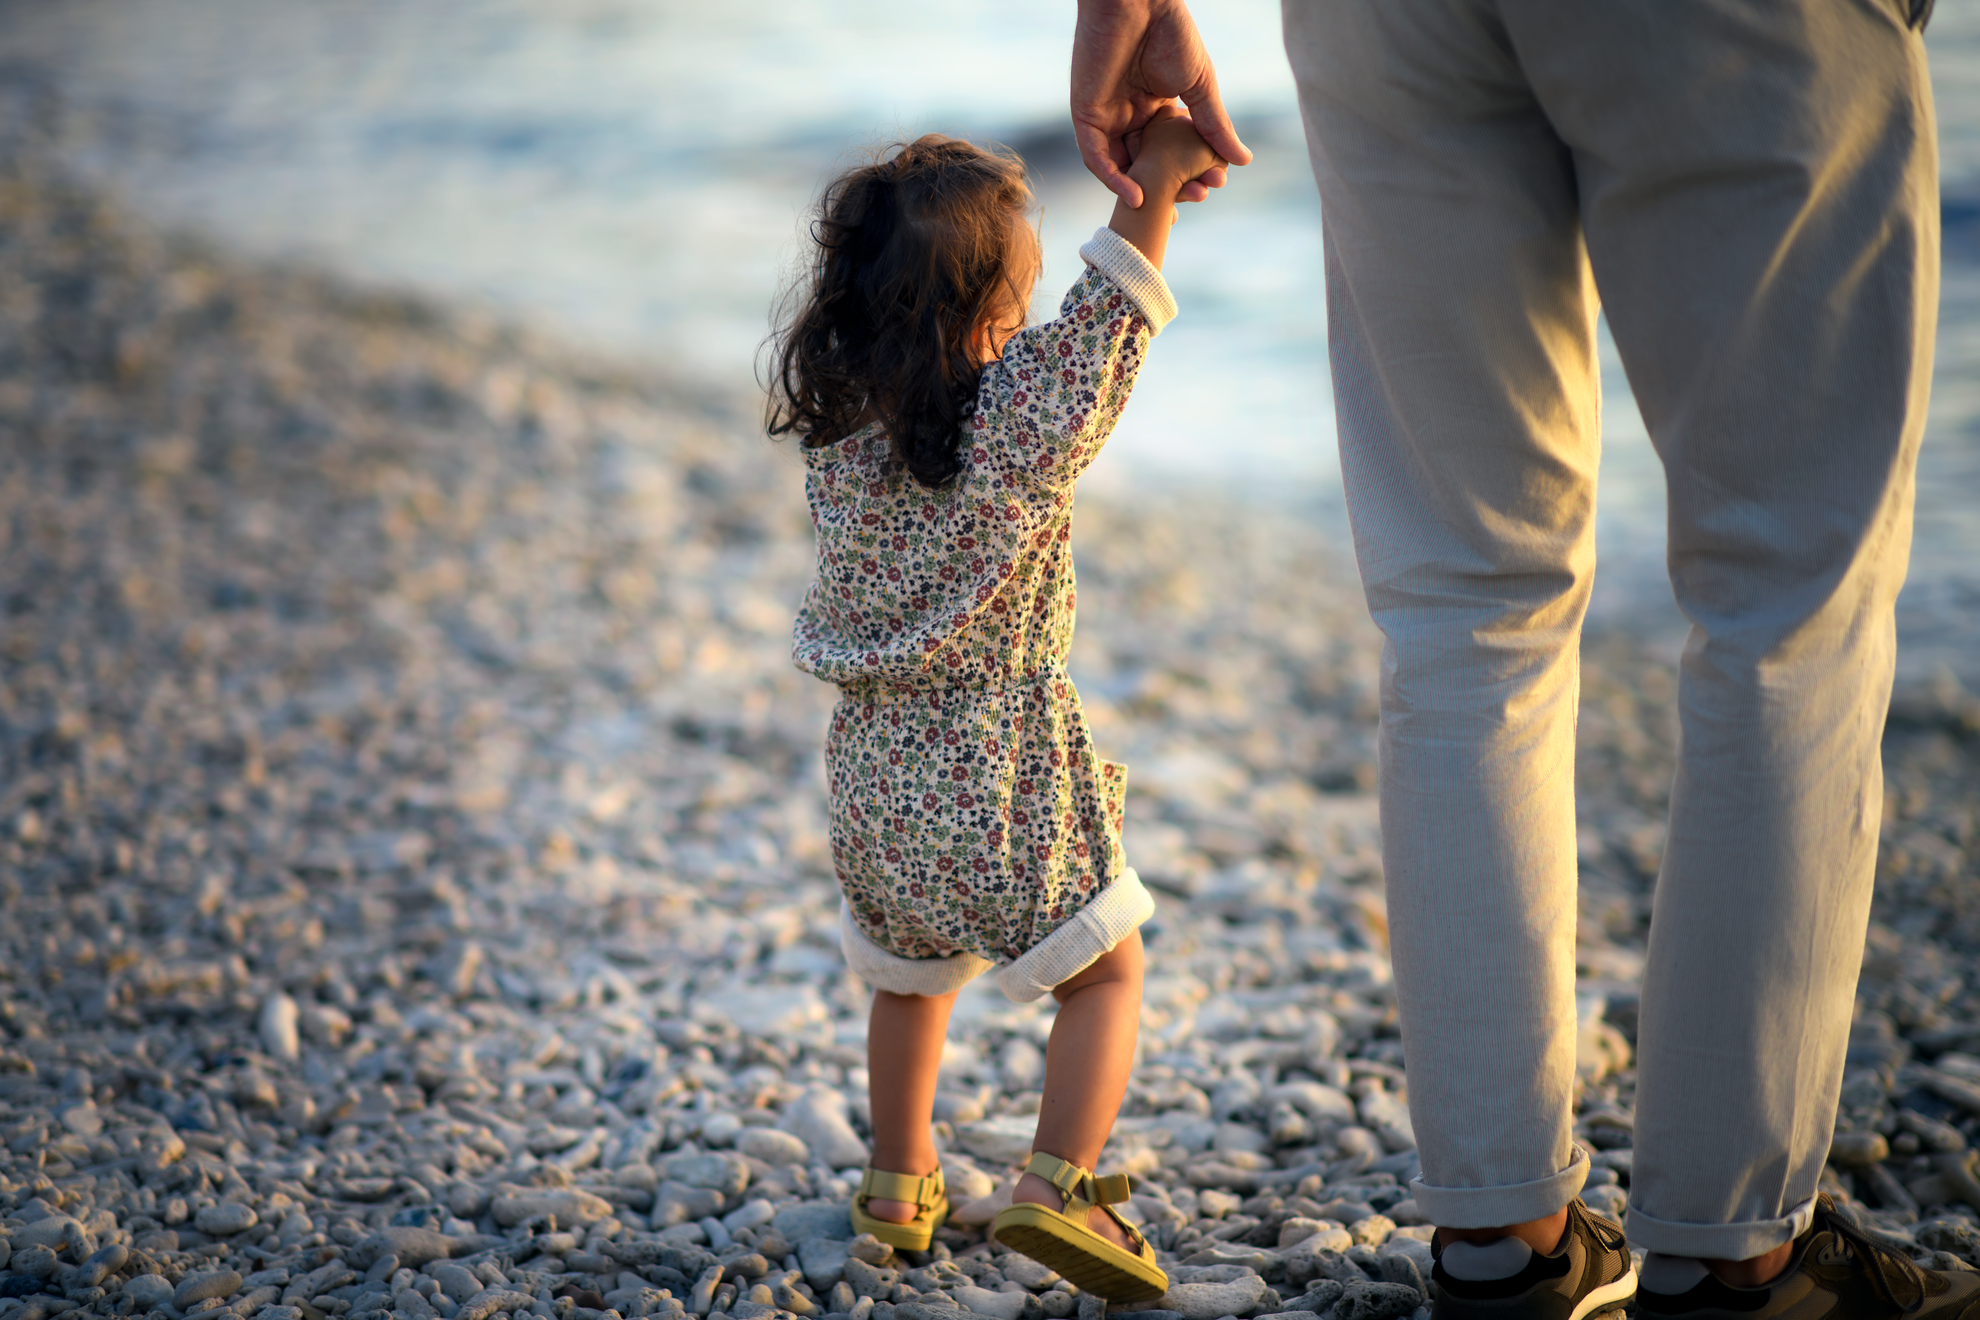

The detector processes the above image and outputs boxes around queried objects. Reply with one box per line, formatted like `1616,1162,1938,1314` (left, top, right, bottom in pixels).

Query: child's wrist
1125,158,1191,207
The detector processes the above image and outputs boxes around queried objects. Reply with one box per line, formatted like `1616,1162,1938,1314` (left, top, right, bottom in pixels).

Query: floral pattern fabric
793,264,1150,964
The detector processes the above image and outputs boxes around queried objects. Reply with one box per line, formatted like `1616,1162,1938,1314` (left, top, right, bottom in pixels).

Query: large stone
951,1286,1028,1320
653,1181,727,1226
1375,1237,1433,1277
1348,1215,1397,1247
693,984,829,1038
458,1291,536,1320
1001,1259,1059,1291
1284,1248,1366,1290
774,1201,856,1243
490,1189,614,1228
1156,1274,1266,1320
953,1117,1036,1168
175,1270,244,1309
11,1245,59,1278
781,1088,869,1170
1181,1244,1279,1277
738,1128,811,1168
1830,1131,1891,1168
195,1202,260,1236
662,1150,751,1196
74,1244,128,1290
939,1156,997,1203
1267,1081,1357,1125
1334,1281,1422,1320
124,1276,176,1309
260,993,301,1062
1285,1280,1347,1315
348,1228,474,1269
842,1258,900,1301
1356,1090,1416,1153
797,1237,850,1291
429,1265,484,1301
15,1217,82,1252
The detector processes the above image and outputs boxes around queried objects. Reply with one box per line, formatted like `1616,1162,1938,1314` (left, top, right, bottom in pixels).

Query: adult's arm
1072,0,1252,208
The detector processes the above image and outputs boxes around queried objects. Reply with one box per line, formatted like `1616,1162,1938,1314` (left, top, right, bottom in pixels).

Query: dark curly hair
765,134,1037,488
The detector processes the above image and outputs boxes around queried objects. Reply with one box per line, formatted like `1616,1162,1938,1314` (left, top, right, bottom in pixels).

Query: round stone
125,1276,176,1309
174,1270,244,1309
195,1202,260,1236
737,1128,810,1167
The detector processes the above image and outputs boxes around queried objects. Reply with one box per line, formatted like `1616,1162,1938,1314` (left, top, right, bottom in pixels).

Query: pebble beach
4,106,1980,1320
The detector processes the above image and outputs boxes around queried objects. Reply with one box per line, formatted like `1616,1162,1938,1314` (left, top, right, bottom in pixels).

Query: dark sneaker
1431,1198,1637,1320
1637,1195,1980,1320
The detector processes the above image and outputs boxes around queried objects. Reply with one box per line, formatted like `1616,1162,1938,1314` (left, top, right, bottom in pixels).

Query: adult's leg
1502,0,1938,1264
1283,0,1599,1231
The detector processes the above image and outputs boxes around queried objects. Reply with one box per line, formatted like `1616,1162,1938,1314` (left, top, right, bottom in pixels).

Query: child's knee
1051,929,1144,1002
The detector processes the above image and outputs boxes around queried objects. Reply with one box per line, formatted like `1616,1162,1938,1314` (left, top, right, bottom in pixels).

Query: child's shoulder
800,420,887,468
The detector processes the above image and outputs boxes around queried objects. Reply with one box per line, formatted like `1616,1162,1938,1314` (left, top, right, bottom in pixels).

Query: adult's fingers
1178,73,1253,170
1075,118,1145,208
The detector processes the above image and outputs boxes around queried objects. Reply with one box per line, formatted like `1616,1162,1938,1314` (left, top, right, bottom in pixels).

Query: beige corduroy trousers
1283,0,1939,1259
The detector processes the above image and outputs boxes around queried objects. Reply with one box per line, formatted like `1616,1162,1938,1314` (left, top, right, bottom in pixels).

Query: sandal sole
850,1200,949,1252
992,1204,1169,1304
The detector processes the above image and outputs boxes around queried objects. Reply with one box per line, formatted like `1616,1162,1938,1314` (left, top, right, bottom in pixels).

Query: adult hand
1072,0,1252,208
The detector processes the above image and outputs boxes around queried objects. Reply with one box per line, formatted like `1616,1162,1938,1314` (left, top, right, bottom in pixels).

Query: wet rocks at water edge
4,91,1980,1320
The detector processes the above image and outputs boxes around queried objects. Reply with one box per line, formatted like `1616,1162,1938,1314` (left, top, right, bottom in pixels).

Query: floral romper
793,229,1176,1002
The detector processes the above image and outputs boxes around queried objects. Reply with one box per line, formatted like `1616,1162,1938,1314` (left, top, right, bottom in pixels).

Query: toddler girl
767,110,1223,1302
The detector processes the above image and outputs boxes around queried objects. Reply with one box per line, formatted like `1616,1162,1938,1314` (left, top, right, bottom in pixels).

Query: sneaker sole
1568,1270,1639,1320
1438,1267,1637,1320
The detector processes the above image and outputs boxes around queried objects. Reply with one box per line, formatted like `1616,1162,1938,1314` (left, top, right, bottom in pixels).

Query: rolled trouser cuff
1625,1193,1815,1260
1409,1147,1588,1229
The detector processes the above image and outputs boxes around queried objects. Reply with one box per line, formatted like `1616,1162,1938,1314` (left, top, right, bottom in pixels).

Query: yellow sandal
849,1165,949,1252
991,1152,1169,1303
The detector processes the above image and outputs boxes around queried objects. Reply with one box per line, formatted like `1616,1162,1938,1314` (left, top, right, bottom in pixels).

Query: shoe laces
1816,1200,1928,1313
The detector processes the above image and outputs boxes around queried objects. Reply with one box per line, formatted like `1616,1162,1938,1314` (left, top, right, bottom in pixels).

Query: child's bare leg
1014,929,1144,1250
865,987,960,1223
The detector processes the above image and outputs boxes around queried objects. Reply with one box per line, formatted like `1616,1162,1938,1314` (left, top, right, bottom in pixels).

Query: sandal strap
1023,1152,1094,1201
1023,1154,1149,1255
859,1166,944,1209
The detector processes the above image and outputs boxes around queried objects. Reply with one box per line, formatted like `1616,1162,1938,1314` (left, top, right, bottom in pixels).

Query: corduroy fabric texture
1077,228,1177,335
839,868,1154,1002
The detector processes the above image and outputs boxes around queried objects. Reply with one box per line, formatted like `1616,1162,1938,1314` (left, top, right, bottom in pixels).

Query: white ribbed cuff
839,905,993,997
996,868,1156,1003
1078,228,1178,335
836,868,1157,1003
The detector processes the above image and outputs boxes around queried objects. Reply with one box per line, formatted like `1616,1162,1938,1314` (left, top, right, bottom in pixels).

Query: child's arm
1107,104,1226,271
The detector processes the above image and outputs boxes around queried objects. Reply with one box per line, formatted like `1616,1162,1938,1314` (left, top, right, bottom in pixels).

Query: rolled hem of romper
1624,1194,1816,1260
1409,1147,1589,1229
995,868,1155,1003
838,905,993,997
836,868,1155,1003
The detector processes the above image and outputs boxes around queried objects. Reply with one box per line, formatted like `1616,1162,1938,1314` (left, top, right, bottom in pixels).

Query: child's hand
1105,102,1227,271
1122,104,1227,207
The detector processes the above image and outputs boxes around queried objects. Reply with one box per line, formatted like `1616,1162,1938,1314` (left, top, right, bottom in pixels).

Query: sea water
5,0,1978,677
